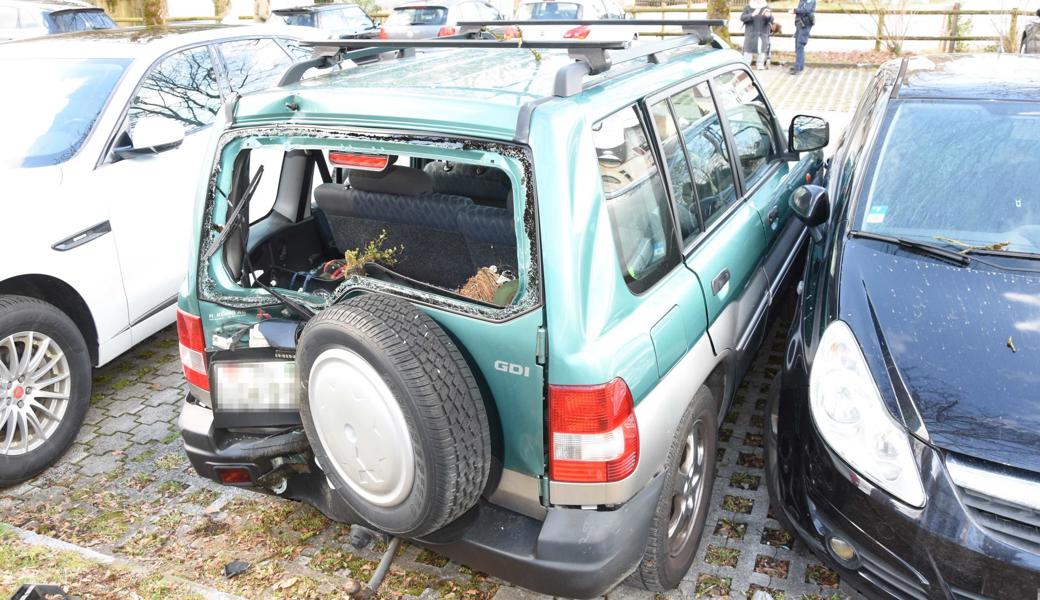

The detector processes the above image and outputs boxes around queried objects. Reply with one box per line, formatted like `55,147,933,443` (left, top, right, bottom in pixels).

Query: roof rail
280,19,725,97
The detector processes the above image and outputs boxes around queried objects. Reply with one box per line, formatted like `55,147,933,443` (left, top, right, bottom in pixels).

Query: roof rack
280,19,725,97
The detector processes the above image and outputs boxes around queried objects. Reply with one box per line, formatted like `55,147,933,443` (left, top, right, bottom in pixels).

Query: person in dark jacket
741,0,773,70
790,0,816,74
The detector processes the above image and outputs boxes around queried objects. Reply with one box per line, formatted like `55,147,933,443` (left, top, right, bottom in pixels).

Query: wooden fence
112,4,1032,53
625,4,1031,52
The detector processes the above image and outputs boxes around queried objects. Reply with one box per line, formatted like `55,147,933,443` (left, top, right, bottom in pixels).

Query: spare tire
296,293,491,537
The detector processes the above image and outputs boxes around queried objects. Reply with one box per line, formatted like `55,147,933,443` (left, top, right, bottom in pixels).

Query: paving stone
86,431,132,455
78,452,125,477
102,397,148,417
130,420,173,444
490,586,553,600
95,413,141,436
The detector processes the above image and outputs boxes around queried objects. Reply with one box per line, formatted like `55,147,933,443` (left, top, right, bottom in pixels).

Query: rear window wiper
848,230,970,267
203,165,263,261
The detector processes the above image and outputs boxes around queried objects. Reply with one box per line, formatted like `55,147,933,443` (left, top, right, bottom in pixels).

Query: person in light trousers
790,0,816,74
741,0,774,71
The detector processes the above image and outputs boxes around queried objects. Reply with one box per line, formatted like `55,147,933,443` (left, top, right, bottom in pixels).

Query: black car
768,54,1040,599
272,3,379,39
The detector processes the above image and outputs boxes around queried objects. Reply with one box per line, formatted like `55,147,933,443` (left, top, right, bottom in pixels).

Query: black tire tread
299,293,490,534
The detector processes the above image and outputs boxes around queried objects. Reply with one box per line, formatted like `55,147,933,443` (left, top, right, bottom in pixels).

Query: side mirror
114,117,185,159
788,114,829,153
790,184,830,241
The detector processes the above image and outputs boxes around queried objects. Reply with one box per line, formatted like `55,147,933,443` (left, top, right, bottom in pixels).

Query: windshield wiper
849,230,970,267
203,165,263,261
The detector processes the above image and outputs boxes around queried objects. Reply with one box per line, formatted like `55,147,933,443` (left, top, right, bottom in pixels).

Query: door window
594,105,678,292
671,82,738,229
712,70,777,189
128,46,222,133
649,100,701,243
218,38,293,95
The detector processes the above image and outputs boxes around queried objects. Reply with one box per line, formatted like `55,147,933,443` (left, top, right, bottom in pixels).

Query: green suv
176,22,828,596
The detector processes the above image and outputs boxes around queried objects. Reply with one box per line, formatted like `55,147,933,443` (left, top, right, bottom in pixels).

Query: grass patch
805,564,840,588
713,518,747,540
695,573,732,599
721,495,754,514
729,472,760,491
415,548,450,568
704,544,740,568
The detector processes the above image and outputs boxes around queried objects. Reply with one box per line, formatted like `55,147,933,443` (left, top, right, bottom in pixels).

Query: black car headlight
809,321,925,508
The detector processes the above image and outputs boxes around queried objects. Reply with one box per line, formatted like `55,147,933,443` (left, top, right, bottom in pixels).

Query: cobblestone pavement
0,69,871,600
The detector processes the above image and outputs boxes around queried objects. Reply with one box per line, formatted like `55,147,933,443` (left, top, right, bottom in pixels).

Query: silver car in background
380,0,504,39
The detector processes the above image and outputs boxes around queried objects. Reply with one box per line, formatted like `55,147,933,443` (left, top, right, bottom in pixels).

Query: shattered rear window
198,127,541,322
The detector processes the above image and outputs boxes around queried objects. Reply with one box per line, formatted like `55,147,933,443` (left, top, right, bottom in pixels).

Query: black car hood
839,239,1040,472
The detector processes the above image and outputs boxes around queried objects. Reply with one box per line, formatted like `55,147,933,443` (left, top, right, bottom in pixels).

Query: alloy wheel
667,419,707,556
0,331,72,455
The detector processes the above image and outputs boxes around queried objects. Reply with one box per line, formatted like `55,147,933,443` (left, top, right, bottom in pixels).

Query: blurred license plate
214,361,301,411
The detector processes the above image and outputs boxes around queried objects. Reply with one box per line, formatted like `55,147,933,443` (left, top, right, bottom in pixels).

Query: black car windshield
857,100,1040,255
0,58,130,168
386,6,447,26
48,10,117,33
518,2,582,19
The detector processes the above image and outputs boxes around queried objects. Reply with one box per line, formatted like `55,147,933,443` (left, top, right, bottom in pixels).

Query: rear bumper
179,393,661,598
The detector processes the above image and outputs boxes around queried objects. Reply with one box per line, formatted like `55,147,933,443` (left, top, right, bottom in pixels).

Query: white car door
90,44,225,342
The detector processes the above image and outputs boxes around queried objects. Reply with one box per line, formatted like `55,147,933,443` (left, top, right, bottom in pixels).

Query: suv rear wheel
0,295,91,487
296,293,491,537
629,386,717,591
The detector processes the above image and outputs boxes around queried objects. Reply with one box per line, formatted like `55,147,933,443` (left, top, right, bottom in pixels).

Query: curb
5,524,246,600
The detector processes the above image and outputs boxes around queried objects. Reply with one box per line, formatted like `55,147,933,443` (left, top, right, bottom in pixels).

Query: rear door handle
711,268,731,296
767,205,780,225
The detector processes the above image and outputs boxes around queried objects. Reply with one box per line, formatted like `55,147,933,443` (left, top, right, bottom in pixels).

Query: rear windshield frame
197,125,544,324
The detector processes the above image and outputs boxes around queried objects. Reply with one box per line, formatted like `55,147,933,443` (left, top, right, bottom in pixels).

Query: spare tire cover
296,293,491,537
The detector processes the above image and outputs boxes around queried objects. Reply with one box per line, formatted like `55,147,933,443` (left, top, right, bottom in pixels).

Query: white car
0,24,317,485
513,0,634,40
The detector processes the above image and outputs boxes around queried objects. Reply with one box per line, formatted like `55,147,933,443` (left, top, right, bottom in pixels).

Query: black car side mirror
788,114,829,154
790,184,830,241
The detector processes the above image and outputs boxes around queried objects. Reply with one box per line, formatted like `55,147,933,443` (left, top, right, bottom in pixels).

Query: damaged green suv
177,21,828,597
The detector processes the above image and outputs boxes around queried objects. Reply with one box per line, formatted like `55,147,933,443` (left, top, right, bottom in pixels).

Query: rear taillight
379,27,387,39
502,25,520,39
563,25,590,39
549,378,638,483
437,25,457,37
176,308,209,391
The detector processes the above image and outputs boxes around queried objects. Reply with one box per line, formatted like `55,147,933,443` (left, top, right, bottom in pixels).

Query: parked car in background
176,22,828,597
0,0,115,41
0,24,318,487
768,54,1040,600
380,0,503,38
271,3,379,39
514,0,634,40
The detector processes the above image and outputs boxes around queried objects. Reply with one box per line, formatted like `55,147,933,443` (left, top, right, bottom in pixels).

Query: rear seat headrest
348,165,433,196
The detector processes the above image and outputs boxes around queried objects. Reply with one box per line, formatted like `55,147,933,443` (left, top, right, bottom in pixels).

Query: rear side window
518,2,582,19
712,69,777,189
128,46,222,133
218,38,293,95
594,105,678,292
